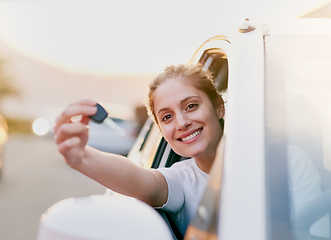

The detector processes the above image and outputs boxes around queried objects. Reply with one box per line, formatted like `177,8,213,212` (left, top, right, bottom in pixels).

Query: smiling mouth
178,128,202,142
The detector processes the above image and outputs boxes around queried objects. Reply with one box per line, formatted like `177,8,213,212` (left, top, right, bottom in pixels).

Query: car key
89,103,126,136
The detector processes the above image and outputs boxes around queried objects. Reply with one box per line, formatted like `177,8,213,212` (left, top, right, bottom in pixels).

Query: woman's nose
176,114,191,130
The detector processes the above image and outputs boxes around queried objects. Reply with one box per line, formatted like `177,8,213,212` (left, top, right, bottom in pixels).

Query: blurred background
0,0,330,239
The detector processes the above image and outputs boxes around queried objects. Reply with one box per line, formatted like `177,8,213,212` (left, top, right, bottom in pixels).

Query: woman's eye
186,103,198,111
161,114,172,122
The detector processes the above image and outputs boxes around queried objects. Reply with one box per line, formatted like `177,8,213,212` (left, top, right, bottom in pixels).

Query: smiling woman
150,65,224,172
48,63,225,237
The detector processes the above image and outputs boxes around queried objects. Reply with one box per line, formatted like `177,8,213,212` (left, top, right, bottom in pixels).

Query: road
0,134,106,240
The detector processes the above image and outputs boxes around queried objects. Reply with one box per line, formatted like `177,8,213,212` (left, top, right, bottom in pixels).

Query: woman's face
153,78,224,160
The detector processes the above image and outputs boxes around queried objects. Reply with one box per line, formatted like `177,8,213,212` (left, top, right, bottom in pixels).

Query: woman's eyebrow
180,96,201,104
157,107,170,115
157,96,201,115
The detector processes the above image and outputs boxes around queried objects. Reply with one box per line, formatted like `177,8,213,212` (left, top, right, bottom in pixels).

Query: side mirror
37,195,173,240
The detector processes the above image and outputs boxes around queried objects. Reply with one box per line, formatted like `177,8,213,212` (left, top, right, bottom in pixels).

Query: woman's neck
194,152,216,174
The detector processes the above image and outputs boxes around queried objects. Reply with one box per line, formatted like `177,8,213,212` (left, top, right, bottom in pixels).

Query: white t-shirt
157,158,208,235
156,146,323,236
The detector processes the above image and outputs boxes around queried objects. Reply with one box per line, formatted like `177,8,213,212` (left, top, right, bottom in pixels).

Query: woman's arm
76,146,167,207
54,99,168,207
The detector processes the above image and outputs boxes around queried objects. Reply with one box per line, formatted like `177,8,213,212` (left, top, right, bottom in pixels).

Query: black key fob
89,103,108,123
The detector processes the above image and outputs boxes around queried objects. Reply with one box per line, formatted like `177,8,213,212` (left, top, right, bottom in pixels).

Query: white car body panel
216,20,267,240
37,195,173,240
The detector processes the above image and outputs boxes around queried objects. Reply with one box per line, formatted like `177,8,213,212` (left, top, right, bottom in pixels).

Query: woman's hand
53,99,168,207
54,99,97,168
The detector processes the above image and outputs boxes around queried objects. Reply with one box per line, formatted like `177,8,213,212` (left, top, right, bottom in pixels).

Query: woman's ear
217,103,225,119
216,96,225,119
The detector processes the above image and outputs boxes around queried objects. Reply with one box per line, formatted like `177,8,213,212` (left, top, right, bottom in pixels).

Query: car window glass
109,117,124,124
127,118,162,168
265,35,331,239
183,47,228,239
199,48,228,93
185,137,225,240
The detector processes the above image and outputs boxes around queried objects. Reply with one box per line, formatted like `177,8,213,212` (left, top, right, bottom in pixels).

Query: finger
58,104,97,123
58,136,81,152
57,137,83,162
54,103,97,132
81,115,92,125
69,99,97,107
55,122,89,144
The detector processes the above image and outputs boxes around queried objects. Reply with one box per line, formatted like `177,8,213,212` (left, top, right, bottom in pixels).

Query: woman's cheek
160,123,174,141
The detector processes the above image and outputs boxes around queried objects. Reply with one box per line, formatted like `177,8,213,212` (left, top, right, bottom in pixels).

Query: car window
199,48,228,93
185,137,225,240
109,117,124,124
265,35,331,239
127,118,162,168
182,46,229,240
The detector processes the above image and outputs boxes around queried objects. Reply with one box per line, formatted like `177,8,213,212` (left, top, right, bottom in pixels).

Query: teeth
181,130,201,142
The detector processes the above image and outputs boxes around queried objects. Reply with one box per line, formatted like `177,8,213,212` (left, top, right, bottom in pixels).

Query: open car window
125,45,230,240
199,48,228,93
127,118,162,168
185,137,225,240
182,45,229,239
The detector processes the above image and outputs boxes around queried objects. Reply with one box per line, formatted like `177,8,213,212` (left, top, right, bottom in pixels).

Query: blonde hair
147,63,224,124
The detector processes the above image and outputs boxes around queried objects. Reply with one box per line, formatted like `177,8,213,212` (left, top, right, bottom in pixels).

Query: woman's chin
173,148,205,159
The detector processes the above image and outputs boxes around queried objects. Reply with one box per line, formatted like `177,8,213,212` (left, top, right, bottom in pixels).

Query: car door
185,19,331,240
264,28,331,240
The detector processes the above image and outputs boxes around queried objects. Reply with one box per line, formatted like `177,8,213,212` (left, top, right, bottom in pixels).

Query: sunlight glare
0,128,8,145
32,118,50,136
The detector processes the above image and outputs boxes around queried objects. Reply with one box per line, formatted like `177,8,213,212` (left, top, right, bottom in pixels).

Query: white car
37,18,331,240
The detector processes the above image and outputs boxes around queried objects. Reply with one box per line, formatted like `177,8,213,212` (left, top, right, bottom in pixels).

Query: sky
0,0,329,76
0,0,330,120
0,1,215,76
